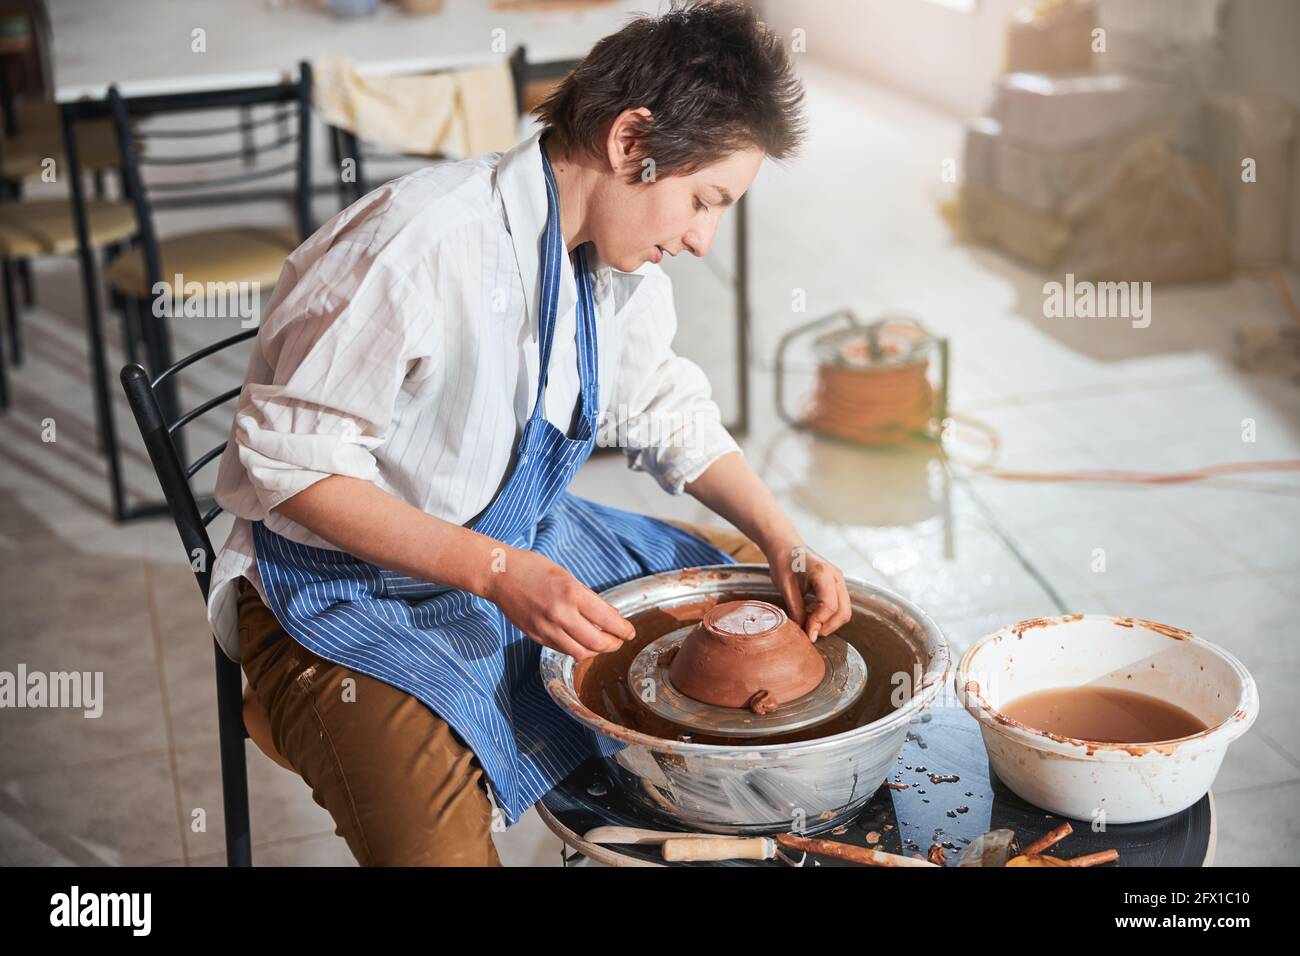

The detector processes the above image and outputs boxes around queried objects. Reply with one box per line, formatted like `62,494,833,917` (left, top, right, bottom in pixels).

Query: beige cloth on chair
313,57,518,158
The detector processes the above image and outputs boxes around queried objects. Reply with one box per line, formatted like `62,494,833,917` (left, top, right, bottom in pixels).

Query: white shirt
206,129,742,660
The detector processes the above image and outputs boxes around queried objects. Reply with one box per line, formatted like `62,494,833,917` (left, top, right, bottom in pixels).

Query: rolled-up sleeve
231,241,427,513
600,265,742,495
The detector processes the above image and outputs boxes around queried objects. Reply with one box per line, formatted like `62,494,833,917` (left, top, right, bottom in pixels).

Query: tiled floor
2,59,1298,866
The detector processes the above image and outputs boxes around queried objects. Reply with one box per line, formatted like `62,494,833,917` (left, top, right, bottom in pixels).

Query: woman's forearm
683,451,802,556
272,475,505,599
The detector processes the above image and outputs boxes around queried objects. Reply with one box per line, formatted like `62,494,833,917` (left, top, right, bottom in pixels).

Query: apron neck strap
534,140,595,421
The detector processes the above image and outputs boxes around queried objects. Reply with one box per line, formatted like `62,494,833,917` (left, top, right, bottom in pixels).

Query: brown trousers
237,519,764,866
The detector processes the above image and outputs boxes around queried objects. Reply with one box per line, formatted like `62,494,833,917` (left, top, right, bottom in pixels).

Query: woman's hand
482,547,635,661
679,453,853,641
763,537,852,642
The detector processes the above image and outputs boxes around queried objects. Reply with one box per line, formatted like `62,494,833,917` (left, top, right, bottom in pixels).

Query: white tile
493,806,566,867
171,741,337,862
0,753,183,866
1011,504,1252,602
1214,732,1300,796
1211,783,1300,866
1089,571,1300,672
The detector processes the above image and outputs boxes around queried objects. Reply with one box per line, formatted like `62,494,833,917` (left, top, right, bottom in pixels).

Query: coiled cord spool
773,307,1300,489
776,312,947,446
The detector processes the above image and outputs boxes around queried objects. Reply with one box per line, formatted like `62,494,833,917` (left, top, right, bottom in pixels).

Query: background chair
1,0,122,312
121,331,293,868
0,192,137,411
60,63,314,520
0,100,126,318
0,1,136,414
326,45,578,205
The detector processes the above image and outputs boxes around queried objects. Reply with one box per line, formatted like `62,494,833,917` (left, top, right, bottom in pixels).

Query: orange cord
802,362,935,445
798,313,1300,487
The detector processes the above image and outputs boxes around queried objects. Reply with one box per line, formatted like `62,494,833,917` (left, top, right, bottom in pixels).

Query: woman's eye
695,198,709,213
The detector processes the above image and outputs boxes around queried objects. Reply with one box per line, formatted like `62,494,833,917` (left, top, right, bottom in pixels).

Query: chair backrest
104,63,314,301
119,329,256,601
315,57,517,157
333,46,578,203
509,45,577,118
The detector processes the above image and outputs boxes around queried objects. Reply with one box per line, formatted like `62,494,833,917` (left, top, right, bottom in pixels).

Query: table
536,703,1216,867
50,0,655,101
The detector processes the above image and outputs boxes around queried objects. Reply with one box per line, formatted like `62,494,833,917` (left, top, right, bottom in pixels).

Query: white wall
756,0,1024,120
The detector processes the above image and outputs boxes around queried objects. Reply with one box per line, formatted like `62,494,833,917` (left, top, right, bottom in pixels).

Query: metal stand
536,704,1216,867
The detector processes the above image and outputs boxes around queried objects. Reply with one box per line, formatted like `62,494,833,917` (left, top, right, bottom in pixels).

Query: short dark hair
536,0,806,184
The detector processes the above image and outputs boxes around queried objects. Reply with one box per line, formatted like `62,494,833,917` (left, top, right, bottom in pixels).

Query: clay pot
668,600,824,712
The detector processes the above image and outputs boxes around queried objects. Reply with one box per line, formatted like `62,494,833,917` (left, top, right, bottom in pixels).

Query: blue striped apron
251,144,735,825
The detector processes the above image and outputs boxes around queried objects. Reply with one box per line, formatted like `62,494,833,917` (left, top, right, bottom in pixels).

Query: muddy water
574,591,924,746
1001,686,1209,744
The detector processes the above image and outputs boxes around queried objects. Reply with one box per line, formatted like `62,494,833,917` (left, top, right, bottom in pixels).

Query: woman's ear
605,107,654,178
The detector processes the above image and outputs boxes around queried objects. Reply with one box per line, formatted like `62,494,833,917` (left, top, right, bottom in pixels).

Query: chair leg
2,258,22,366
16,258,34,310
0,302,9,410
105,245,125,297
75,240,128,518
214,644,253,867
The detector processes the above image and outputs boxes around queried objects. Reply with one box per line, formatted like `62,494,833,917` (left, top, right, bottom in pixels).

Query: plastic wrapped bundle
947,136,1232,282
963,114,1175,215
989,71,1178,150
1003,0,1100,75
1064,137,1233,282
1202,94,1296,269
942,184,1070,269
1095,0,1225,152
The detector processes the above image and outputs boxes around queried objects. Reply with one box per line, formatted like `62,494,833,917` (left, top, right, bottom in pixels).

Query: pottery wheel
626,625,868,737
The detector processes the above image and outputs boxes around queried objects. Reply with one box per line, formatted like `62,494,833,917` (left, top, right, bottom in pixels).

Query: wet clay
668,601,825,712
1001,686,1208,744
573,591,923,746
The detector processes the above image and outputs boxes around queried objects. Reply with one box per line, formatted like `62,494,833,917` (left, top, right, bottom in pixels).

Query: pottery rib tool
584,827,805,864
661,837,776,862
661,837,808,865
776,832,939,867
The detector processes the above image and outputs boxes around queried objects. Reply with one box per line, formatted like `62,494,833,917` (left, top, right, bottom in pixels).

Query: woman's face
587,110,765,272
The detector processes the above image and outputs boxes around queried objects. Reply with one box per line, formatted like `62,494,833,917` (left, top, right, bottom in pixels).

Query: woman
207,0,850,865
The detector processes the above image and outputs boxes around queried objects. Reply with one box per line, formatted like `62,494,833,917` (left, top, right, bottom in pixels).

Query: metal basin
540,564,951,834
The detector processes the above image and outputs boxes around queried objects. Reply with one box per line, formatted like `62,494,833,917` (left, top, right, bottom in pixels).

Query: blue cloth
252,143,734,824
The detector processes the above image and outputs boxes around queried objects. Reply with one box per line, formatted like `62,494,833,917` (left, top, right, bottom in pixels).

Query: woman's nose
684,217,720,257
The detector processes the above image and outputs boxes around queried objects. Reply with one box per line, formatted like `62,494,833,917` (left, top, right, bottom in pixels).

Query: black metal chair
61,64,314,521
120,330,259,867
